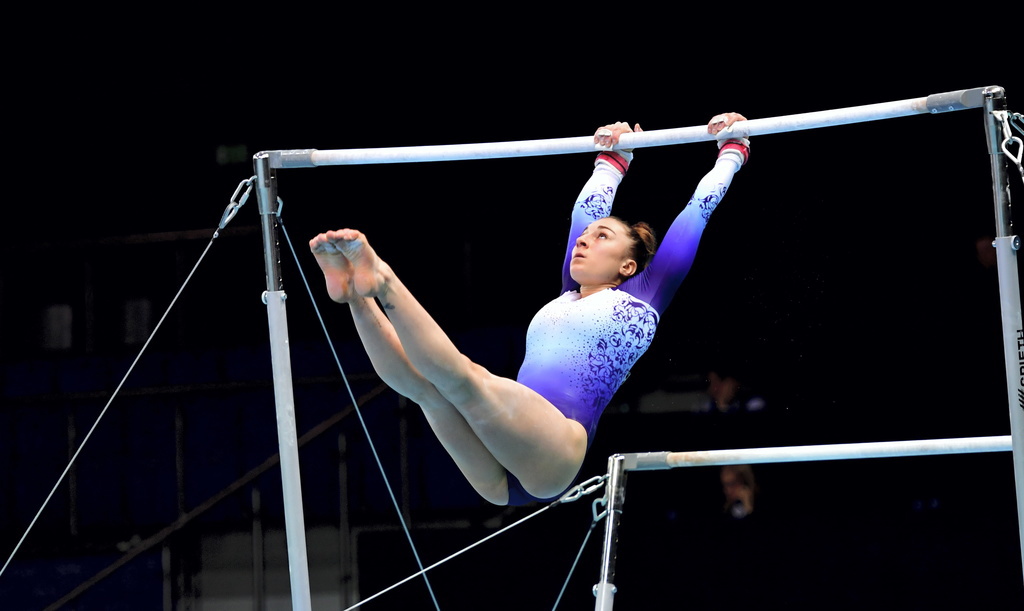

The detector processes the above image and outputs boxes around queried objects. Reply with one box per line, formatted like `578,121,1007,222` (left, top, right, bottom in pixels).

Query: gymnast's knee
431,356,492,407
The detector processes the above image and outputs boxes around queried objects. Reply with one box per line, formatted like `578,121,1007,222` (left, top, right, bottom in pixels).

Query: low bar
594,434,1014,610
620,435,1012,471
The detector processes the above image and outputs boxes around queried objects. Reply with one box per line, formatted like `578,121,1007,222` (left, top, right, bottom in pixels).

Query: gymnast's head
571,216,658,286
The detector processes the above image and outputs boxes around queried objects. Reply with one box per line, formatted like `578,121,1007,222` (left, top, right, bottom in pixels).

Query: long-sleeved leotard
507,150,742,504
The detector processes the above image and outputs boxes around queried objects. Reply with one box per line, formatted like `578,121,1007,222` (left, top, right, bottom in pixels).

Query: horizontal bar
267,87,998,169
621,435,1013,471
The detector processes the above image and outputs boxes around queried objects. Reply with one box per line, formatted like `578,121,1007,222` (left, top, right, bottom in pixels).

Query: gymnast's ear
620,258,638,279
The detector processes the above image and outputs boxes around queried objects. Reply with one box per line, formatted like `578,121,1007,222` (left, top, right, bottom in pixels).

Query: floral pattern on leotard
580,294,659,414
692,183,728,223
578,189,614,221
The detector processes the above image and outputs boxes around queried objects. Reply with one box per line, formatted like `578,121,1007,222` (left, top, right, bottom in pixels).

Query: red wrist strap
596,151,630,173
718,142,750,165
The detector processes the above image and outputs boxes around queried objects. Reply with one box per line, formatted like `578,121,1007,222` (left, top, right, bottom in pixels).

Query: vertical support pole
162,545,172,611
251,487,265,611
594,454,628,611
982,87,1024,574
253,153,313,610
338,432,356,606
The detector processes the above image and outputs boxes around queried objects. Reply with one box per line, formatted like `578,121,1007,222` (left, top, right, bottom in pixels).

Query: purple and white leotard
506,151,741,504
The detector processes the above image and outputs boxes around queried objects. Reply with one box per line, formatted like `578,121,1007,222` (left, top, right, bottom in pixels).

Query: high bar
267,86,1001,169
621,435,1013,471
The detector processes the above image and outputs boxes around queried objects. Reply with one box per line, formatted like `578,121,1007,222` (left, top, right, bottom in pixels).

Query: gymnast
310,113,750,506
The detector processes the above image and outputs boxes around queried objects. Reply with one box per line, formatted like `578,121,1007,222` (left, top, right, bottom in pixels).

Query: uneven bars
621,435,1013,471
267,87,995,169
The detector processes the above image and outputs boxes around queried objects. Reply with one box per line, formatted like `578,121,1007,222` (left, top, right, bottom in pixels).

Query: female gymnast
310,113,750,506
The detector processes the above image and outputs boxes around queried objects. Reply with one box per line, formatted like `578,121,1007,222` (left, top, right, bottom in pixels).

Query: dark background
1,13,1022,609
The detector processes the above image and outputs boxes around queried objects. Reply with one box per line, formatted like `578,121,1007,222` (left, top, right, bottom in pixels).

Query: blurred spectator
721,464,758,519
700,369,766,414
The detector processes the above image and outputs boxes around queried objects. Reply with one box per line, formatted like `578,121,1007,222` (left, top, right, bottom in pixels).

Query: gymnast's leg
311,229,587,500
311,239,510,504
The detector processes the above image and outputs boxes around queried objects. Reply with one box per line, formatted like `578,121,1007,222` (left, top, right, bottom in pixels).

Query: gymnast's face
570,218,638,287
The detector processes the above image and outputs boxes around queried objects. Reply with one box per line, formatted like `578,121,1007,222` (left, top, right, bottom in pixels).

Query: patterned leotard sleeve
558,153,629,294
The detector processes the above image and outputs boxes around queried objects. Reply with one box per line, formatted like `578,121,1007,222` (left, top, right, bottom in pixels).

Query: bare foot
310,233,358,303
310,229,390,300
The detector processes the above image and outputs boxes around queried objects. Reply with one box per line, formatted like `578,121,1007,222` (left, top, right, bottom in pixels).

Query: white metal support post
982,87,1024,572
593,454,627,611
254,152,313,610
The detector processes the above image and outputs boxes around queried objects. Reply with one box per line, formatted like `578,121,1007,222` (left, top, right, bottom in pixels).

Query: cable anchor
219,175,257,230
556,474,607,505
992,110,1023,178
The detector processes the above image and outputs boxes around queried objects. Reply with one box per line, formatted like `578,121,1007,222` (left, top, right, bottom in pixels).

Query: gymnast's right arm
558,122,640,294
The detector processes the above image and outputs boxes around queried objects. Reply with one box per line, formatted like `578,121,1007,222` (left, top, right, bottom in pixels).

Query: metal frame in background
250,86,1020,611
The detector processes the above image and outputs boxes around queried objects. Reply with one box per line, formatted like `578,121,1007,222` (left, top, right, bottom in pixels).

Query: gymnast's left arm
627,114,750,313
